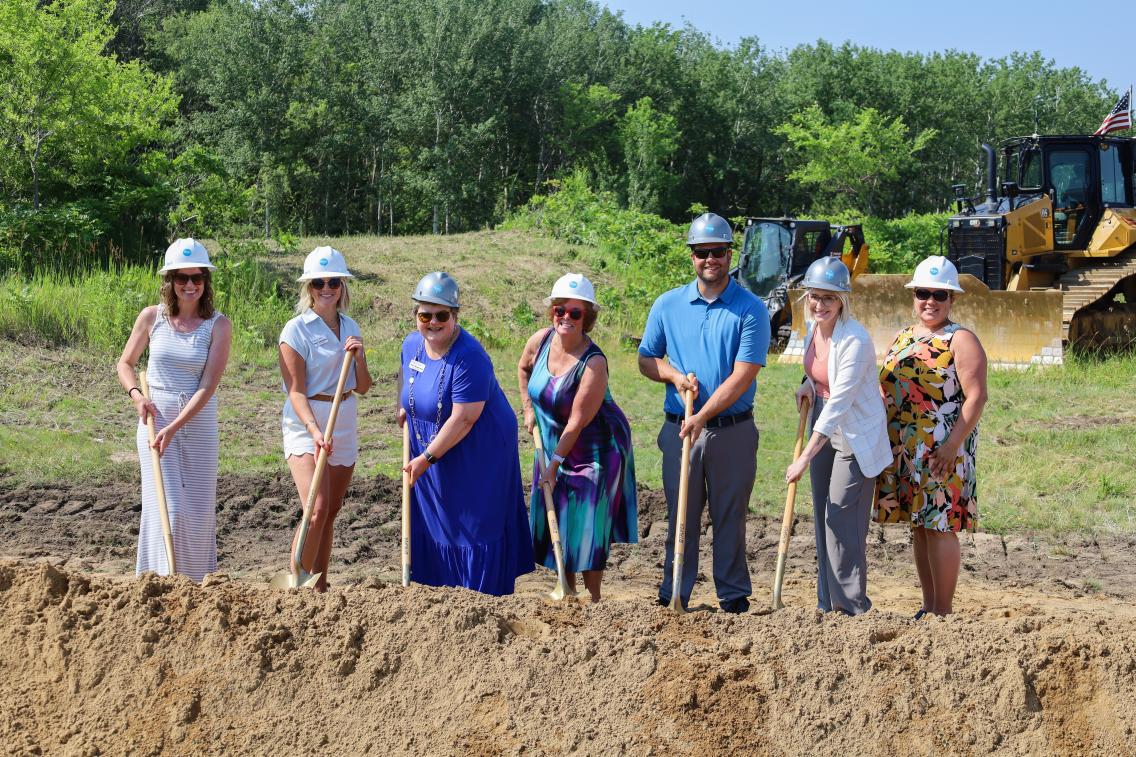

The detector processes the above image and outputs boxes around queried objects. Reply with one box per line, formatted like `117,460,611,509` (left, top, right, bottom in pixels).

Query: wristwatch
423,451,438,464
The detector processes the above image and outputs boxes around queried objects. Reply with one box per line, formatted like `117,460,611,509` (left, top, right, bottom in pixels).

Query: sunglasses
692,246,730,260
173,273,205,286
914,288,951,302
310,278,342,290
417,310,452,324
553,305,584,321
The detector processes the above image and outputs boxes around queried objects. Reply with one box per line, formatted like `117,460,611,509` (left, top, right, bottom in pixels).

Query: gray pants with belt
810,397,873,615
657,417,757,607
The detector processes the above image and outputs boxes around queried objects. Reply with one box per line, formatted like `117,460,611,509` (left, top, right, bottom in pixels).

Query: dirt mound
2,561,1135,755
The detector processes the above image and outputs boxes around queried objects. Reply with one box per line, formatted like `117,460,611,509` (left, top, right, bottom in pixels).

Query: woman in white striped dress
116,239,232,582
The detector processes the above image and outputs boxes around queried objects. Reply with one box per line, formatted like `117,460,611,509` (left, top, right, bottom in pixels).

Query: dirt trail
2,474,1136,755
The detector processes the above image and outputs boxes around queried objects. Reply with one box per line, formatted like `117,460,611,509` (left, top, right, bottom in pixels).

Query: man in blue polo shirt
638,212,771,613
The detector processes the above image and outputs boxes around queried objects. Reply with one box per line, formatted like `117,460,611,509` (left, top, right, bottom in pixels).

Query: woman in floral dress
876,256,988,617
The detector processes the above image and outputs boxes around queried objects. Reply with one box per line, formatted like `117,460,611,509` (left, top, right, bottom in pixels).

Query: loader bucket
780,274,1065,368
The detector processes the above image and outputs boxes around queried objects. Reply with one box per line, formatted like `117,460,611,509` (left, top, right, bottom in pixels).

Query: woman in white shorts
279,246,372,591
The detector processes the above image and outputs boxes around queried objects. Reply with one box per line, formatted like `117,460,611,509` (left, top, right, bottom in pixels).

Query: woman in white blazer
784,258,890,615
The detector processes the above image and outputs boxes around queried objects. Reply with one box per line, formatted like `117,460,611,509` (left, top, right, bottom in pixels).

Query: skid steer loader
781,135,1136,367
732,218,869,350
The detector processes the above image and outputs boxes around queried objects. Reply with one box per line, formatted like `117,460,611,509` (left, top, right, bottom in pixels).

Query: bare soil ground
2,475,1136,755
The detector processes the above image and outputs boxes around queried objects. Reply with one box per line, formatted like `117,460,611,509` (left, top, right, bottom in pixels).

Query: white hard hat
544,272,599,308
298,246,354,282
906,255,964,293
159,238,215,273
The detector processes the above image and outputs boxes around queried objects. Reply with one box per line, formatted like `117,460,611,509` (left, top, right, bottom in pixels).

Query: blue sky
600,1,1130,95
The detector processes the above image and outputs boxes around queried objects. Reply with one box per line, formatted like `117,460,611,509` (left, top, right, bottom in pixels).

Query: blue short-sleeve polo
639,278,770,416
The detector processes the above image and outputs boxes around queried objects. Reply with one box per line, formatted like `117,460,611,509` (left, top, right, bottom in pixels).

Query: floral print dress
875,324,978,532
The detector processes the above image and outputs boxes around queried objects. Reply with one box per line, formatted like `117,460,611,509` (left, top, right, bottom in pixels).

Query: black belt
665,409,753,428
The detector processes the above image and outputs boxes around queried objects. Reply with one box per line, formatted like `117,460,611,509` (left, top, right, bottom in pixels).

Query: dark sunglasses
173,272,205,286
692,246,730,260
310,278,342,290
914,288,950,302
553,305,584,321
417,310,452,324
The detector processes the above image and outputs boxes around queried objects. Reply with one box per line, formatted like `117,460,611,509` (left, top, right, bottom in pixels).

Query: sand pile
2,560,1135,756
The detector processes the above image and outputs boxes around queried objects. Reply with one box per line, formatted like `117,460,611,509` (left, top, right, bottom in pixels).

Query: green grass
1,229,1135,535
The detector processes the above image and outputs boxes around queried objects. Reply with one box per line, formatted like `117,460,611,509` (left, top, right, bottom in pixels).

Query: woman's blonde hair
295,279,351,315
799,289,852,324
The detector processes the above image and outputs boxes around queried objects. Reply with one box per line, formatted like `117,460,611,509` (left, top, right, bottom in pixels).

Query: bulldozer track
1058,246,1136,341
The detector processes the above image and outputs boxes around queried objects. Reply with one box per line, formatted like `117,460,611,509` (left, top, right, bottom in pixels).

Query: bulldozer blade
269,570,322,590
781,274,1065,367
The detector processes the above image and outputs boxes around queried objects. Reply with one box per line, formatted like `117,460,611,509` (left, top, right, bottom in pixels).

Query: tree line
0,0,1123,267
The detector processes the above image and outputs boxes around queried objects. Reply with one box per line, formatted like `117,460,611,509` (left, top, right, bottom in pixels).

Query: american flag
1093,89,1131,136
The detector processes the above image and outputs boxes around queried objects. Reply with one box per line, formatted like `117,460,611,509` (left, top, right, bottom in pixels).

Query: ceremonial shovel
668,376,696,615
139,371,177,576
772,396,811,610
401,421,411,587
531,426,576,601
271,352,354,589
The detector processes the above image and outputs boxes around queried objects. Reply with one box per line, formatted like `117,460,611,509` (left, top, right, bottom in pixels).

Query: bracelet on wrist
423,451,438,464
127,386,142,399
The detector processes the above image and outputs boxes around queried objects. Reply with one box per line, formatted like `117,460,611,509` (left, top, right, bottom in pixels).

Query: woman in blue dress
517,273,637,602
399,272,534,595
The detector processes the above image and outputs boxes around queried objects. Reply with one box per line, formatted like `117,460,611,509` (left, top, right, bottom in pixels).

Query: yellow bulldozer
779,134,1136,367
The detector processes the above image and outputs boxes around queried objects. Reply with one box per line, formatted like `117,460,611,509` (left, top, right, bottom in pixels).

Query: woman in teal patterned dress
517,273,637,602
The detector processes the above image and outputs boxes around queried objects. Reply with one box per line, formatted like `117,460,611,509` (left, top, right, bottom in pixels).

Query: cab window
1099,143,1130,206
1019,148,1042,190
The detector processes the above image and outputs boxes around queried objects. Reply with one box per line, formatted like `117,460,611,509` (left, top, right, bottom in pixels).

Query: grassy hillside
1,229,1134,533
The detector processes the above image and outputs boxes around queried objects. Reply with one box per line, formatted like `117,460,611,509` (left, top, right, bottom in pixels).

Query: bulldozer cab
1000,136,1133,251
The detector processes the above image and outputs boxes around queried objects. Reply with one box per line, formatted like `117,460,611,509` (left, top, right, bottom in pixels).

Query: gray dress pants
809,397,873,615
657,417,757,607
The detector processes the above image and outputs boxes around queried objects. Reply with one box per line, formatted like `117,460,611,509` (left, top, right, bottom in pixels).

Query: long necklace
407,330,456,446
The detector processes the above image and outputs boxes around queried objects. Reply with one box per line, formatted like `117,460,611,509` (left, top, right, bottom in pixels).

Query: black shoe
720,597,750,614
656,596,669,607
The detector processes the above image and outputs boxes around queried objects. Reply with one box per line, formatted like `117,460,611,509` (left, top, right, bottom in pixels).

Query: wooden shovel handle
772,396,811,609
291,351,354,575
140,371,176,576
669,373,696,613
532,426,572,597
401,421,411,587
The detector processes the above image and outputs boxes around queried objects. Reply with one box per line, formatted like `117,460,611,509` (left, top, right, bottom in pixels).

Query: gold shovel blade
269,570,322,589
548,581,578,601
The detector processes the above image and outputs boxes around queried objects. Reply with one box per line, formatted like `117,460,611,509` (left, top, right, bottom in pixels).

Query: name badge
408,359,426,373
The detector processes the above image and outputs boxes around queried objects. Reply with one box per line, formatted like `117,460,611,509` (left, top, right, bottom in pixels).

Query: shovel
669,375,696,615
139,371,177,576
772,396,811,610
271,351,354,589
401,421,411,588
532,426,576,601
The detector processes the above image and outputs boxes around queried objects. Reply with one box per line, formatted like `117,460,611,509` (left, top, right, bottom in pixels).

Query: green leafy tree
619,97,679,214
776,104,936,215
0,0,177,209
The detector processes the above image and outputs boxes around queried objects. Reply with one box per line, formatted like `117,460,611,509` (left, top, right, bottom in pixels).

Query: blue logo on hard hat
825,269,835,280
320,258,329,266
930,266,940,275
705,225,715,233
569,281,578,288
432,284,443,294
182,248,192,257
